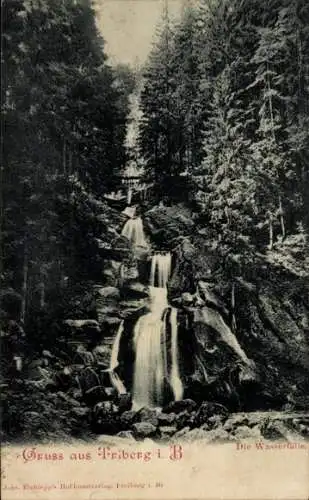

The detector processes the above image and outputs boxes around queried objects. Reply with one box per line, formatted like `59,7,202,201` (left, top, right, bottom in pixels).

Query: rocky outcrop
141,203,309,412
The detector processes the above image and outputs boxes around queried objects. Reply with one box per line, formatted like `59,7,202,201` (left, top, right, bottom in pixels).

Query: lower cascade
132,253,183,409
121,216,147,247
170,307,184,401
107,321,126,395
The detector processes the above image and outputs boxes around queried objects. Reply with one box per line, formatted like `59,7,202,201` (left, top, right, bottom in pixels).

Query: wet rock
92,344,111,367
159,426,177,439
64,319,100,329
223,414,251,432
170,297,183,307
102,261,122,285
175,410,196,430
97,435,135,446
23,411,41,424
232,425,262,441
181,292,194,306
261,419,305,442
91,401,119,434
96,286,120,300
120,410,137,429
117,393,132,413
63,320,101,343
163,399,197,414
121,283,149,299
177,428,210,442
116,430,136,440
158,412,177,425
144,206,194,246
57,391,81,407
173,426,191,439
135,407,159,427
194,402,229,427
207,414,225,429
119,305,149,320
71,407,90,418
193,307,252,366
132,422,157,439
199,428,231,443
197,281,228,316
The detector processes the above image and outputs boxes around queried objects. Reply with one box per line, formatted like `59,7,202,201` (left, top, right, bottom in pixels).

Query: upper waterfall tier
149,253,172,288
121,217,147,247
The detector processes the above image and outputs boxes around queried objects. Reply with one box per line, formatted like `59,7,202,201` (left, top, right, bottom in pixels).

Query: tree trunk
231,282,237,332
278,195,285,240
268,214,273,250
20,247,29,323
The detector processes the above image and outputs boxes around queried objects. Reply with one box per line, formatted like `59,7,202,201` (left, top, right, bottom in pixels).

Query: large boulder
135,407,159,427
163,399,197,414
194,402,229,427
132,422,157,440
91,401,119,435
144,205,194,249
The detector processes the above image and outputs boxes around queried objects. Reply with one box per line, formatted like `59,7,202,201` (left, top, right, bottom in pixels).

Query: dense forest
1,0,134,325
1,0,309,444
140,0,309,243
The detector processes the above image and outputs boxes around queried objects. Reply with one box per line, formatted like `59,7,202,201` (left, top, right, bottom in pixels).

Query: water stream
107,321,126,395
132,253,183,409
121,216,147,247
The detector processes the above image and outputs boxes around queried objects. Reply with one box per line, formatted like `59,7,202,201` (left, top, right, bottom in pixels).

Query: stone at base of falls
91,401,120,435
96,435,136,446
232,425,262,441
117,393,132,413
157,412,177,425
194,402,229,427
120,410,137,429
132,422,157,440
163,399,197,414
175,410,197,430
116,430,136,440
159,426,177,439
135,407,159,427
261,419,307,441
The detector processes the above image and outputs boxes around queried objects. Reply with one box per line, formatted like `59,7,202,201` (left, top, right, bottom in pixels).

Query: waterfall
121,217,147,247
149,252,172,287
170,307,183,401
107,321,126,395
132,253,183,409
127,187,133,205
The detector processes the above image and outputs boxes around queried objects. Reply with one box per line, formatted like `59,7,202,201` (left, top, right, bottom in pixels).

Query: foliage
1,0,133,324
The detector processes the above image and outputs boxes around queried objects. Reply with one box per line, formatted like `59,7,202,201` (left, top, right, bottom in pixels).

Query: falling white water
127,187,133,205
133,252,183,409
170,308,184,401
149,253,172,287
121,217,147,247
107,321,126,395
132,286,168,409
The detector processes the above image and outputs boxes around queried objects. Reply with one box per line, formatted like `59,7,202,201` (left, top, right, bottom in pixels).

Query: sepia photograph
1,0,309,498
